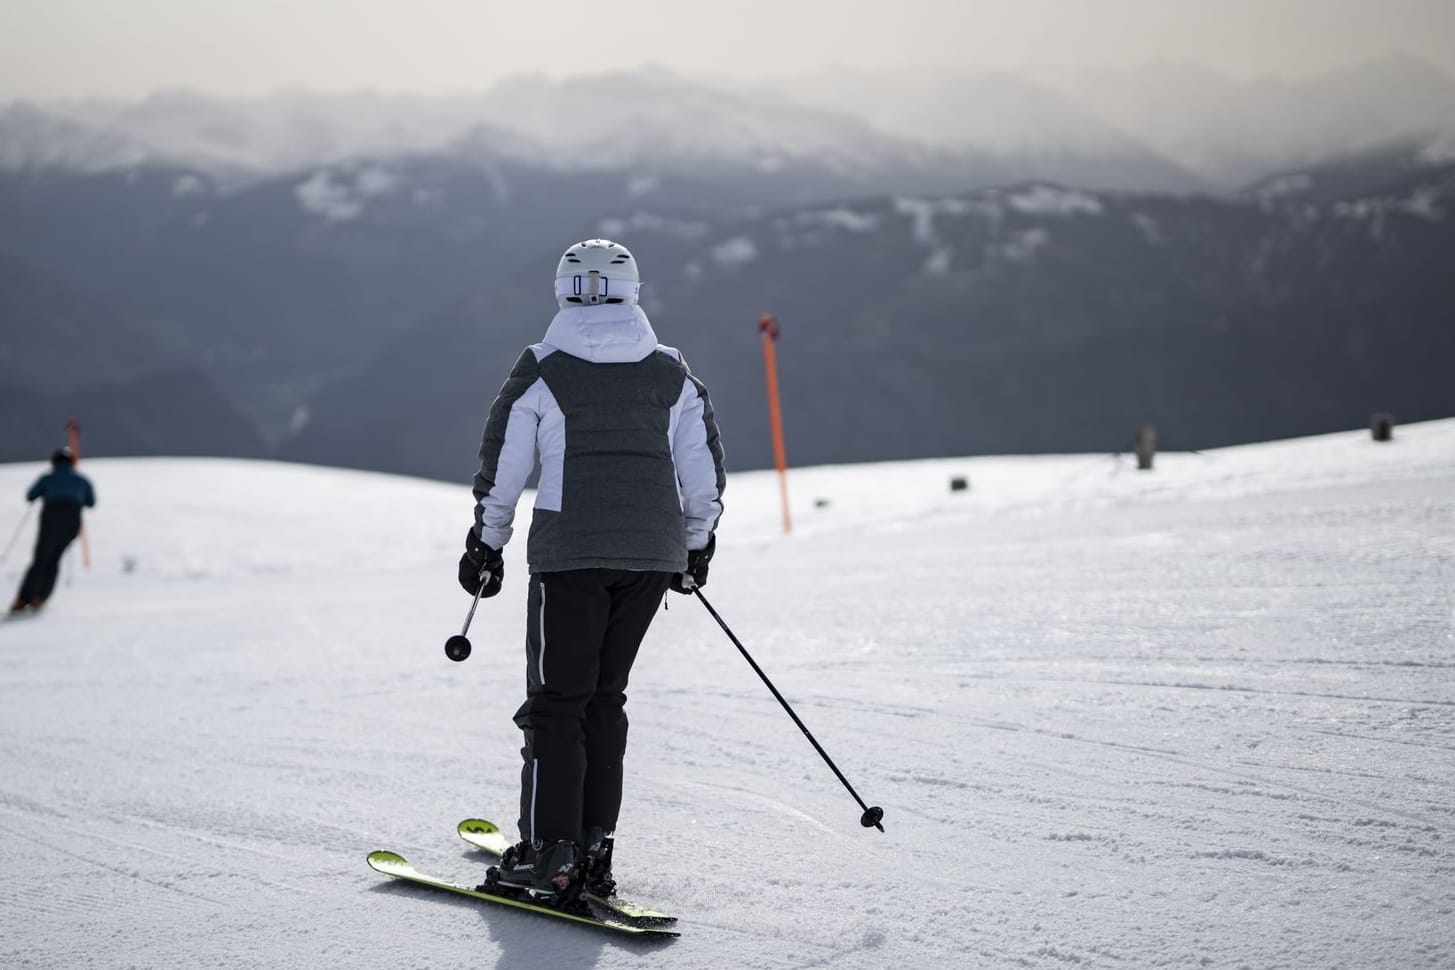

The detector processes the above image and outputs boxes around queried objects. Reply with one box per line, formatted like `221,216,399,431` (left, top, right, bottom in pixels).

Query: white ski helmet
554,238,640,308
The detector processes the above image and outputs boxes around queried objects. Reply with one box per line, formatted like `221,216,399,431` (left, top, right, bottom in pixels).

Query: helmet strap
555,275,640,305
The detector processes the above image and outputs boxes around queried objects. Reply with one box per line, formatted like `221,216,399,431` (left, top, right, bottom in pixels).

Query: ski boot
583,828,616,898
480,839,585,910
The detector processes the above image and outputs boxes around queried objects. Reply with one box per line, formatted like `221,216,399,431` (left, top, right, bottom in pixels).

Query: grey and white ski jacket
472,303,725,575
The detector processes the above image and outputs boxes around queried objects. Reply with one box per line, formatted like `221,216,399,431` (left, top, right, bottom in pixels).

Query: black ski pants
514,568,673,847
16,502,82,605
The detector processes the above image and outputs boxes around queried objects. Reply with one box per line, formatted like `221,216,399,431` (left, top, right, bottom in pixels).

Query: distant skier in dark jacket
10,448,96,615
458,238,726,906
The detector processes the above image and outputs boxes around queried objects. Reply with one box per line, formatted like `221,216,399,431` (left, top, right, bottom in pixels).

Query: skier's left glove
459,530,504,598
670,534,715,594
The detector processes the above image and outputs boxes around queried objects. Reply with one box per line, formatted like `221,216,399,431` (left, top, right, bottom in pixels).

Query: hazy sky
2,0,1453,99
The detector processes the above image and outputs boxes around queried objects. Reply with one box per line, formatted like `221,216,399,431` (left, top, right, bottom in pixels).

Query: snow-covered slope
1,421,1452,968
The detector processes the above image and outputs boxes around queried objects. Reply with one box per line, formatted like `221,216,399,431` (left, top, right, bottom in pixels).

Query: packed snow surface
1,421,1453,969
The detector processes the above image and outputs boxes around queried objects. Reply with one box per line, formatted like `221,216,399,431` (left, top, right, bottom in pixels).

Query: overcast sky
2,0,1453,100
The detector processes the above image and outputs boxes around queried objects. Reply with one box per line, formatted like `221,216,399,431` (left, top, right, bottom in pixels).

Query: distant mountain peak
2,59,1451,198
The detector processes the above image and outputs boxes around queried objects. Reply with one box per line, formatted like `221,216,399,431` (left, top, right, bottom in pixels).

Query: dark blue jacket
27,466,96,508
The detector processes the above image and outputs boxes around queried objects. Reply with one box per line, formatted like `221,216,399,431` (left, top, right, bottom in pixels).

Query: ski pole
444,570,491,662
693,589,885,832
0,503,36,564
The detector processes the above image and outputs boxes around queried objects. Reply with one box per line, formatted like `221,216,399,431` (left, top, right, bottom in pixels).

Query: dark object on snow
1135,424,1158,471
1371,413,1395,442
949,475,969,492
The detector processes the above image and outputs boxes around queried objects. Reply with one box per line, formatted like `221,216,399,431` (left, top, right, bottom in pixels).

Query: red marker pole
66,418,90,569
759,314,791,535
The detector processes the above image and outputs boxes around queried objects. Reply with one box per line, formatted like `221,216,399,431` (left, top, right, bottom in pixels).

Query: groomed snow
1,420,1452,969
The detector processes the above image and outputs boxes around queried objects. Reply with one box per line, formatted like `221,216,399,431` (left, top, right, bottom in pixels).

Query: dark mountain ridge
1,119,1451,476
280,163,1453,480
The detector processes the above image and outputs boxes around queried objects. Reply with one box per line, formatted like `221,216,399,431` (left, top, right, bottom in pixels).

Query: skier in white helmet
459,238,726,907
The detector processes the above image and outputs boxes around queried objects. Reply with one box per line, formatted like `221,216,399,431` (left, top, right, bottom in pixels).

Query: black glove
459,530,504,597
670,534,715,594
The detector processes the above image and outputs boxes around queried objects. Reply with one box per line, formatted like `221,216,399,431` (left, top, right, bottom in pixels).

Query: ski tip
457,818,502,838
367,850,412,875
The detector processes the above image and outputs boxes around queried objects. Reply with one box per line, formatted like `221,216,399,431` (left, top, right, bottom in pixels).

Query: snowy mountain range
1,58,1453,472
3,142,1453,474
5,56,1453,191
274,155,1453,478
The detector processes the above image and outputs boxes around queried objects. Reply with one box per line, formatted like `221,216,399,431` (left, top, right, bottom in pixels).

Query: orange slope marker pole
759,314,791,535
66,418,90,568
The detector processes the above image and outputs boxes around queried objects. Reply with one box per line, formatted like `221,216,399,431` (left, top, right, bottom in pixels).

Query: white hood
541,304,659,363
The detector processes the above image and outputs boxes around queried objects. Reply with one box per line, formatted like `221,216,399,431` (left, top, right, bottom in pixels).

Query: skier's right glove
459,530,504,598
670,534,715,594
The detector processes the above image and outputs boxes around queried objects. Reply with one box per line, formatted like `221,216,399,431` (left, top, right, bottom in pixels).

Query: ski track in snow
1,422,1453,969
